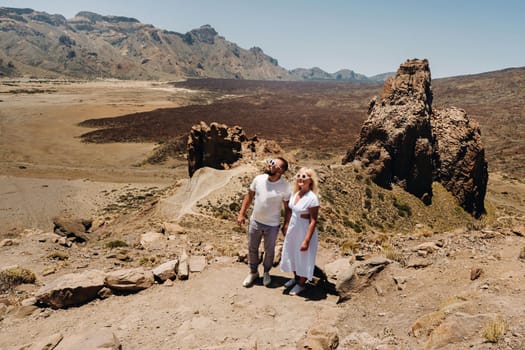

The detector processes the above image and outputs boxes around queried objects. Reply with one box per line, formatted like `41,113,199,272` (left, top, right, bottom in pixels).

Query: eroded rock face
186,121,286,177
432,108,488,218
343,58,488,216
187,121,247,177
343,59,434,203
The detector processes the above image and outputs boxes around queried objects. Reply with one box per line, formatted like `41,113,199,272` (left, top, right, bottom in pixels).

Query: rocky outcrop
187,121,286,177
343,59,434,203
432,108,488,218
343,59,488,217
187,122,247,177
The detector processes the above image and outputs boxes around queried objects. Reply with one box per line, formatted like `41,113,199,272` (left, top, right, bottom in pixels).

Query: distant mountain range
0,7,393,82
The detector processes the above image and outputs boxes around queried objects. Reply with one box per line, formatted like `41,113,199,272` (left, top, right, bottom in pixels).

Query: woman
280,167,320,296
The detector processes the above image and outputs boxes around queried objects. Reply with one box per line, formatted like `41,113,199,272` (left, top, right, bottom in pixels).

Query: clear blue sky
1,0,524,78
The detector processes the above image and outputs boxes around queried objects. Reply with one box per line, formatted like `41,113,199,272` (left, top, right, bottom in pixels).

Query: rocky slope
0,76,524,349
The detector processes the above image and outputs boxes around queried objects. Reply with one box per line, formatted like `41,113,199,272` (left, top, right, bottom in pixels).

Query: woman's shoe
289,284,305,296
284,278,296,289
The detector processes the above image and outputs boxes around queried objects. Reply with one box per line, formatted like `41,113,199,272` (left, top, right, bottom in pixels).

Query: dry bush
105,240,129,249
482,317,508,343
0,267,36,292
47,251,69,260
381,242,406,265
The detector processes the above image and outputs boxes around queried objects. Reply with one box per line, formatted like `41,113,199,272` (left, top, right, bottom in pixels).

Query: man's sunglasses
268,159,283,171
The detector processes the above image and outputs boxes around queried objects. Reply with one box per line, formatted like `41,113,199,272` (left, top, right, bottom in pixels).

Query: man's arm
237,190,255,225
281,200,291,235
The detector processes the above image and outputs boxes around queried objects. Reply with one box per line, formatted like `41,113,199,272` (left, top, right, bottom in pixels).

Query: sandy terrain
0,80,524,349
0,80,190,231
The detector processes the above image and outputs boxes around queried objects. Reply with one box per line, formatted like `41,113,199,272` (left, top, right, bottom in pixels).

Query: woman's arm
300,206,319,251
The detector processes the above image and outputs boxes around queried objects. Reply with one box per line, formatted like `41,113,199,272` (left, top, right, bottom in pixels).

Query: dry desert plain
0,79,524,349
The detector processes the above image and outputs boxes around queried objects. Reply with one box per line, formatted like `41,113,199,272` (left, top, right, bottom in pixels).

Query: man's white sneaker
263,272,271,287
242,272,259,287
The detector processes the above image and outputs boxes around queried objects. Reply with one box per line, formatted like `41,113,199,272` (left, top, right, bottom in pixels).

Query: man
237,157,291,287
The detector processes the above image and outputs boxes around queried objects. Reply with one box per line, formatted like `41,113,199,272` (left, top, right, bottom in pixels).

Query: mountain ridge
0,7,391,82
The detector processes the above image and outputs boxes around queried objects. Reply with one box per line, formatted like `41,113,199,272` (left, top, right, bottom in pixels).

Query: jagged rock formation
343,59,434,203
343,59,488,217
187,122,247,177
187,121,286,177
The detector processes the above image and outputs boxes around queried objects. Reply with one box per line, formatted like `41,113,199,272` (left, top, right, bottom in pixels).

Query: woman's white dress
280,190,319,281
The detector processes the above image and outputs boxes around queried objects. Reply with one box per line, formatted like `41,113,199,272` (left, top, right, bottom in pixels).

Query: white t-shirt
249,174,291,226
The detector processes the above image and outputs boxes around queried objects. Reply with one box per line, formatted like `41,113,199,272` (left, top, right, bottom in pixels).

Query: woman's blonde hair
293,167,319,195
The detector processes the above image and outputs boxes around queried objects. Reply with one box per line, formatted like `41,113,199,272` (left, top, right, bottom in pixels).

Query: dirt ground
0,80,524,349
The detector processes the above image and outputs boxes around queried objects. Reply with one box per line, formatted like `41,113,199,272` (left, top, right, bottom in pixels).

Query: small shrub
483,317,508,343
105,240,129,249
139,256,158,266
0,267,36,292
347,220,363,233
393,198,412,217
365,187,372,198
47,251,69,260
59,34,76,47
229,201,240,212
381,243,406,265
341,239,359,255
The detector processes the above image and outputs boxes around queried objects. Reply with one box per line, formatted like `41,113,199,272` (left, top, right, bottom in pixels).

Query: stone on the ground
35,269,105,309
189,255,206,272
105,267,154,292
152,259,179,281
54,328,121,350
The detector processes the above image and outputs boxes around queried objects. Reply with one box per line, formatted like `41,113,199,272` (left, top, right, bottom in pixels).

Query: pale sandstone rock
296,324,339,350
54,328,121,350
152,259,179,281
189,255,206,272
105,268,154,292
35,269,105,309
19,332,63,350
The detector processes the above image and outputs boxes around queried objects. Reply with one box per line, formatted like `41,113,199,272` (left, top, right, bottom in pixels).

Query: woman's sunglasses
296,173,311,180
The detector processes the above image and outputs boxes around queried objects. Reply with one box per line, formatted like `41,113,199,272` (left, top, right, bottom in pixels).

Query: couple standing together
236,157,319,296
